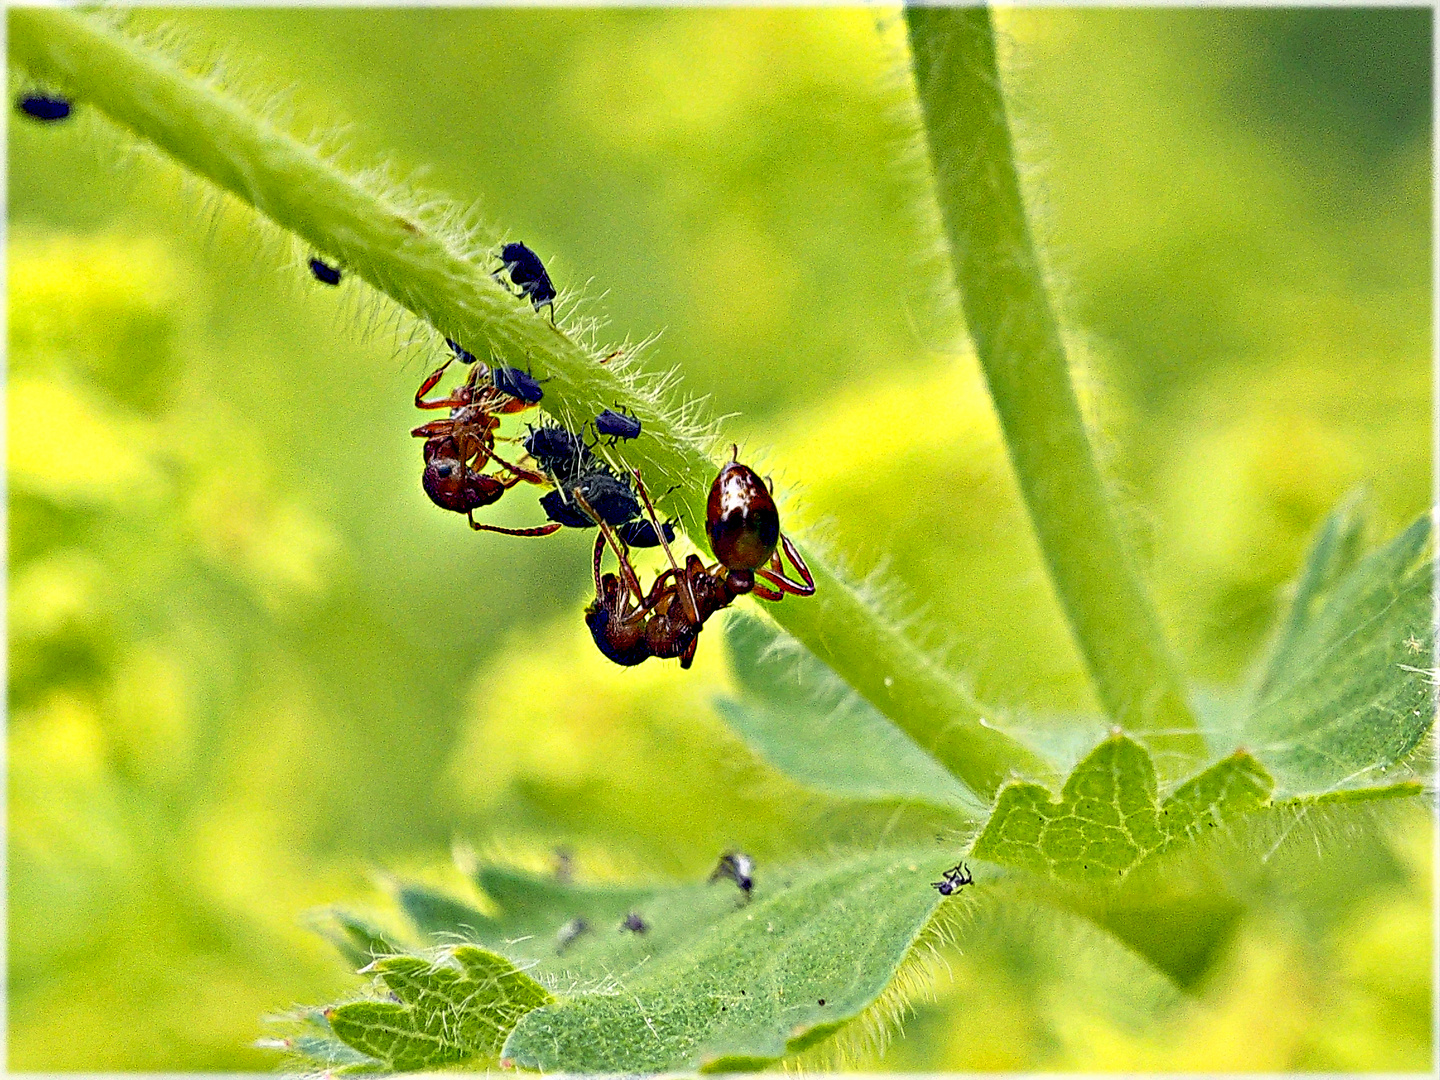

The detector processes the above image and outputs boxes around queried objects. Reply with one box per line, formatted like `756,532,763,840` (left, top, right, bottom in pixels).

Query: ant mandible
582,447,814,668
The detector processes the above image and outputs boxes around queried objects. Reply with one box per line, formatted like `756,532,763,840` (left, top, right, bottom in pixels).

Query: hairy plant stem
905,7,1205,773
11,7,1052,798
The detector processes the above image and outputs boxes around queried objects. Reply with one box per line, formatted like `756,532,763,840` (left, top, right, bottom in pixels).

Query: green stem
11,7,1051,798
905,7,1205,773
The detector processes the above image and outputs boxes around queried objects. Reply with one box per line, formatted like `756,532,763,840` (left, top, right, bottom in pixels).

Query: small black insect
709,851,754,897
17,94,71,122
553,847,574,883
308,257,341,285
524,423,595,487
620,912,648,934
616,517,677,549
538,489,592,529
491,364,544,404
931,862,973,896
594,408,642,444
542,470,642,531
445,338,478,364
494,241,557,321
556,916,589,954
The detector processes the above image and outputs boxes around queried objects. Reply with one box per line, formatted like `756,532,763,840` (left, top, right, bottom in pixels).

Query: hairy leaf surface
325,946,550,1072
495,847,961,1072
1243,514,1433,793
973,734,1272,881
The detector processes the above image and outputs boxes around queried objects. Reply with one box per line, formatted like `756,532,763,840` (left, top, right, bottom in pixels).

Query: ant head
421,437,501,512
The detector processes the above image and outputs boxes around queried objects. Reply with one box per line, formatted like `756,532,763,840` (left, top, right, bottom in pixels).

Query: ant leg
679,632,699,670
780,535,815,593
629,468,699,625
415,359,463,409
574,489,646,604
590,533,607,599
489,447,549,485
466,518,562,537
411,418,456,439
750,579,785,602
753,535,816,598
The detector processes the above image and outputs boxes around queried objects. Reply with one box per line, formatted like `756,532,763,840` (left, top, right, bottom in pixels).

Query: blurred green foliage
8,6,1430,1070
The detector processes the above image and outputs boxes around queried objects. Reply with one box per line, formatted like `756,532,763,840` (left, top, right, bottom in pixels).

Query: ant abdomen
706,458,780,573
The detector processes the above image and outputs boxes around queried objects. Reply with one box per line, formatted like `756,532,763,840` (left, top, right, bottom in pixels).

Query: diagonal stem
11,6,1053,797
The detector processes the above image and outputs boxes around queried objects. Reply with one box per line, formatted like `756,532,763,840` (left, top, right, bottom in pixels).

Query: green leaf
495,847,962,1072
324,945,551,1072
1256,488,1372,699
265,1007,386,1074
973,733,1273,881
311,909,403,971
397,870,655,961
1244,514,1433,793
715,616,985,815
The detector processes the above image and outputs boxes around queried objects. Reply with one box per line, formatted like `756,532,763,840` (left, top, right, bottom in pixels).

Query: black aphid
524,424,594,487
541,471,641,531
556,916,589,954
594,408,642,444
931,862,973,896
445,338,478,364
539,489,595,530
572,471,642,527
620,913,648,934
709,851,754,897
308,257,341,285
491,364,544,404
494,241,557,321
617,517,676,549
17,94,71,122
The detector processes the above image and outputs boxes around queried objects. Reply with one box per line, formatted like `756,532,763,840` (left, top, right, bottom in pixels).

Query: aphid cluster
299,238,814,667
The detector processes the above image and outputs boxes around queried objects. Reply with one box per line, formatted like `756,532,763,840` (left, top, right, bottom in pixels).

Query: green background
9,7,1431,1070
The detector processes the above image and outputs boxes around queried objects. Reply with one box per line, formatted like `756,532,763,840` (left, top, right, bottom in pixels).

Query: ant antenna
573,487,645,603
630,468,699,625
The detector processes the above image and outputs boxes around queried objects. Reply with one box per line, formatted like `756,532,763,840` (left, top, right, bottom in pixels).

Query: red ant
411,356,558,536
581,447,813,668
421,435,560,536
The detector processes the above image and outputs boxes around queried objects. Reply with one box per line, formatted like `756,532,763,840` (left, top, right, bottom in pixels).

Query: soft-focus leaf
496,847,962,1072
1256,488,1372,699
394,885,496,944
1244,514,1433,793
719,616,986,814
312,909,403,971
324,945,551,1072
973,734,1273,881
